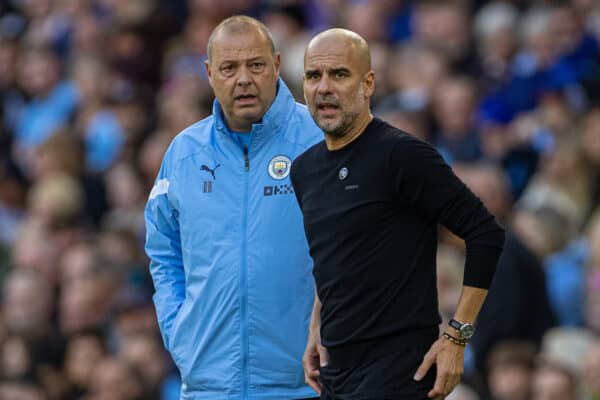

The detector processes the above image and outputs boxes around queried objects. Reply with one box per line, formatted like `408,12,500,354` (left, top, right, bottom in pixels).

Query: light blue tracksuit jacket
145,79,323,400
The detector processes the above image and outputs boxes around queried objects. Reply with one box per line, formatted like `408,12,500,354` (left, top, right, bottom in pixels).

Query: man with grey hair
145,15,322,399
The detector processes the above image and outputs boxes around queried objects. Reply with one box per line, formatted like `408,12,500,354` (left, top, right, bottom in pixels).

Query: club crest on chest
339,167,349,180
268,155,292,180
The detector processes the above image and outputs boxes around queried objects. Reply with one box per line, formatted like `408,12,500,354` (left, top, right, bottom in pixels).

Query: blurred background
0,0,599,399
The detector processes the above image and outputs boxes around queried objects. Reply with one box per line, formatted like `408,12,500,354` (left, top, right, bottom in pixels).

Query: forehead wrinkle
305,55,349,69
212,45,271,65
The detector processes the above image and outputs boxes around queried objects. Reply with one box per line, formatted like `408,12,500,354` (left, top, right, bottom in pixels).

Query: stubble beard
318,109,360,138
314,84,365,139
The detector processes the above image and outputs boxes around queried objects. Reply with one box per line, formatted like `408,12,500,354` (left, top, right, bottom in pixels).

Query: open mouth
235,94,257,103
317,103,339,114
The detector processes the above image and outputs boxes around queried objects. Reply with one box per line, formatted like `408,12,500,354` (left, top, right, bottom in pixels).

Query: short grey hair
206,15,276,62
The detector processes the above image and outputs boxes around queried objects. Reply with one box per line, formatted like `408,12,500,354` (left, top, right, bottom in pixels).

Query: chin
236,111,262,122
323,128,346,138
326,130,347,138
318,121,343,136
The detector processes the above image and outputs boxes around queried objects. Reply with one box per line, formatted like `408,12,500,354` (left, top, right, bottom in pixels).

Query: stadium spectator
486,340,537,400
582,339,600,399
85,356,144,400
432,76,482,163
62,331,106,399
531,360,578,400
13,45,78,171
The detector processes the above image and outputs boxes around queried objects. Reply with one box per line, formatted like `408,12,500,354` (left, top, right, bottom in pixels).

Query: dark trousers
318,345,436,400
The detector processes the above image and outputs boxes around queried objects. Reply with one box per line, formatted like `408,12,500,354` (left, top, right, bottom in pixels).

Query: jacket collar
213,78,295,148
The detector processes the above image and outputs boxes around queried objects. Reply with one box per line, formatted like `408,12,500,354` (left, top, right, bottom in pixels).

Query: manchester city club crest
268,155,292,180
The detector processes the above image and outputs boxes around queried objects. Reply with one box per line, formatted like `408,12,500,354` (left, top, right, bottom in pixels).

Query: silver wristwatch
449,319,475,341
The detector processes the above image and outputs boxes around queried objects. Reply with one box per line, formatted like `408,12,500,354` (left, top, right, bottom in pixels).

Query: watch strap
449,318,463,330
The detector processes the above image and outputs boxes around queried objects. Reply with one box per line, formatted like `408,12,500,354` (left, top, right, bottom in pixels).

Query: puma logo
200,164,220,180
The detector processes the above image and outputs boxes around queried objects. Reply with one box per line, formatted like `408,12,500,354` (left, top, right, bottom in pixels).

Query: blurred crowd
0,0,599,399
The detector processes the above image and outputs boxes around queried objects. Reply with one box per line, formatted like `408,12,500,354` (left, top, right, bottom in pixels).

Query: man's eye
250,62,265,71
221,65,235,73
335,71,347,78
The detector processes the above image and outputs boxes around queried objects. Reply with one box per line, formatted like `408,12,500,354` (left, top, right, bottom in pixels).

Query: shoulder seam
165,120,216,183
279,106,322,150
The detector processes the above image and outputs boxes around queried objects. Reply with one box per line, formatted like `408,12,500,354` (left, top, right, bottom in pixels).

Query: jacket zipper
243,145,249,171
241,144,250,399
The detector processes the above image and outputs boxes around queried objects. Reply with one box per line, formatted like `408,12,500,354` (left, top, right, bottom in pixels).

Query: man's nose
316,75,332,95
237,65,252,86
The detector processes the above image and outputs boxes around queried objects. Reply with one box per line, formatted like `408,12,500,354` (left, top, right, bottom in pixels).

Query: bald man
145,16,323,399
290,29,505,399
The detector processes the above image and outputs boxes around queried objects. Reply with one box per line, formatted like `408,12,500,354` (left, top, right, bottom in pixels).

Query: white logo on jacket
149,178,169,200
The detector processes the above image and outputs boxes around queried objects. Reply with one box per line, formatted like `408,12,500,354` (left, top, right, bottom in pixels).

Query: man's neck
325,111,373,151
225,117,253,133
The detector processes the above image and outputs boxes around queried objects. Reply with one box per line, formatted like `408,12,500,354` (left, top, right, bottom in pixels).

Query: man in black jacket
291,29,505,399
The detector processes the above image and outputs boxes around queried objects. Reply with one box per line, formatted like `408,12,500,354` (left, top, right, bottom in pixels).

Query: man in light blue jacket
144,15,322,400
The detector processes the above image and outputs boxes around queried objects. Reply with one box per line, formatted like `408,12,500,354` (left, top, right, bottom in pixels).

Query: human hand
302,329,329,395
413,336,464,399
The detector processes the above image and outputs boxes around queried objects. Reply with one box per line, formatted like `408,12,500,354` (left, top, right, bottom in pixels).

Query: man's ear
274,52,281,77
205,59,213,85
364,70,375,97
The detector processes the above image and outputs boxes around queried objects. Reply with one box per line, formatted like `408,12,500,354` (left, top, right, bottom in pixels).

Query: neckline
325,117,378,154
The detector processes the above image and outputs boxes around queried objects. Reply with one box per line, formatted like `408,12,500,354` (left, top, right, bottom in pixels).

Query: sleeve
390,136,505,288
144,153,185,352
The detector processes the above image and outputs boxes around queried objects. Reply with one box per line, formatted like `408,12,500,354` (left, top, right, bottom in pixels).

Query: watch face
460,324,475,340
